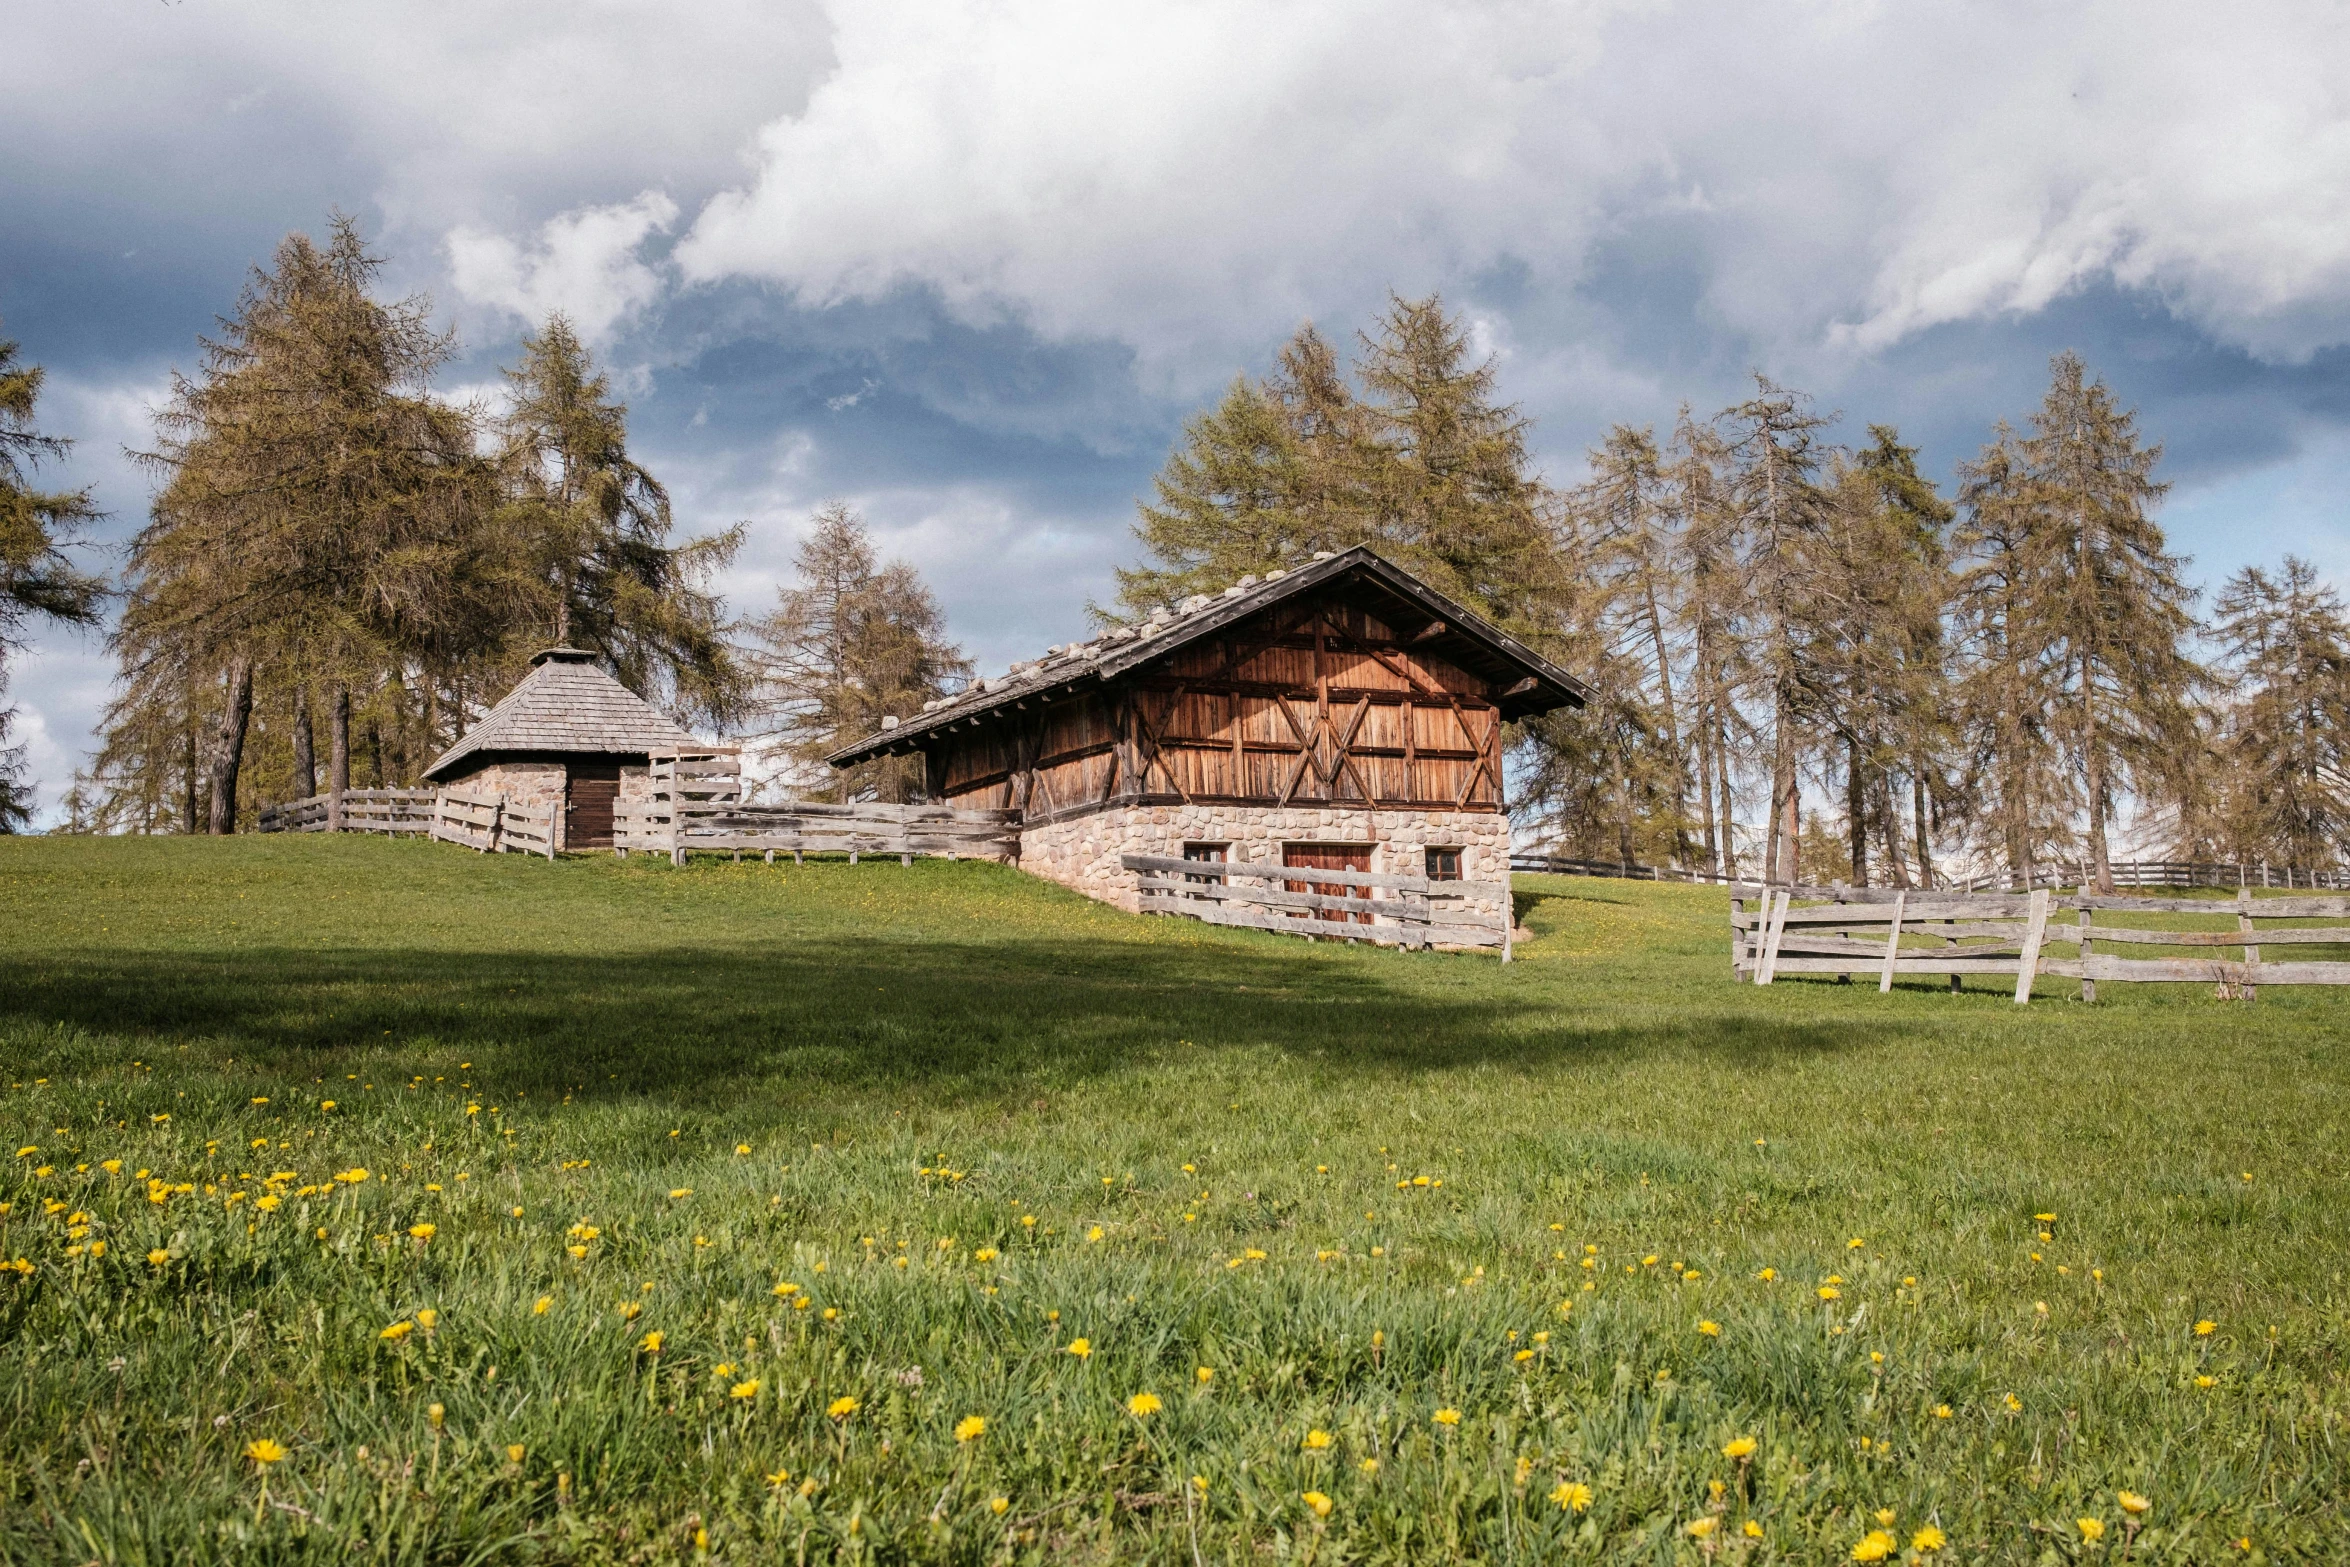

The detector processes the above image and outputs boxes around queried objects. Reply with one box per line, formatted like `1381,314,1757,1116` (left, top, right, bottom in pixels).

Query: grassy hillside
0,836,2343,1564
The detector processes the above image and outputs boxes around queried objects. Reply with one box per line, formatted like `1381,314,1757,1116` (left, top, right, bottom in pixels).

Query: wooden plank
2014,888,2050,1003
1135,874,1426,920
2248,961,2350,984
1879,890,1905,993
2077,894,2095,1003
1767,956,2024,976
1757,891,1791,985
1120,851,1505,898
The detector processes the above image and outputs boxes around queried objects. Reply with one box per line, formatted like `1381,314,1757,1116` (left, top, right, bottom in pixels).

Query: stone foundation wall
452,761,565,808
1017,803,1510,920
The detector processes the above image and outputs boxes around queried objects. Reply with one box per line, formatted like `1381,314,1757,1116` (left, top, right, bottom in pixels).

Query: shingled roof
424,648,701,781
830,544,1588,766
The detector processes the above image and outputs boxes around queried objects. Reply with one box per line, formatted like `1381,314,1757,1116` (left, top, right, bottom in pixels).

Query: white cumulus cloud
447,191,681,344
674,0,2350,367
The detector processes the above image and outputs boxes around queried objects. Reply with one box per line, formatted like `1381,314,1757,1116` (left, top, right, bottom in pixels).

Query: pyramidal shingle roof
424,648,701,780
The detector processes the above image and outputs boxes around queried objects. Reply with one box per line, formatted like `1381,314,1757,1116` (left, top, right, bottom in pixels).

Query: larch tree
1665,412,1753,878
746,503,970,804
494,315,746,729
115,216,490,832
2015,353,2201,892
2207,558,2350,868
1723,376,1838,886
0,329,109,829
1814,427,1954,886
1953,425,2068,878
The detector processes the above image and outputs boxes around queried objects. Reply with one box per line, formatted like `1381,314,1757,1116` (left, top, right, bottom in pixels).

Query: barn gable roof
829,545,1587,767
424,648,700,780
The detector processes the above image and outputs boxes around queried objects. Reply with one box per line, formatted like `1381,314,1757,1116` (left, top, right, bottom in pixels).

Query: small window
1425,846,1463,881
1182,842,1228,893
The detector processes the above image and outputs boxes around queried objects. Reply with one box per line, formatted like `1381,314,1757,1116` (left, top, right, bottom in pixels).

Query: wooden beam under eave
1411,620,1448,643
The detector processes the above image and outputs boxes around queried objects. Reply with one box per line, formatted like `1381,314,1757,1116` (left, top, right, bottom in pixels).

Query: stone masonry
1017,803,1511,926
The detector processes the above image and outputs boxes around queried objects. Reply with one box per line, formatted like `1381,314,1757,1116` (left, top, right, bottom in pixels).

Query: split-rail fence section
1732,883,2350,1000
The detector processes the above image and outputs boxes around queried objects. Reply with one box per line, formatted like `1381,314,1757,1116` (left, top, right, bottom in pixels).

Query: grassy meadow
0,835,2345,1564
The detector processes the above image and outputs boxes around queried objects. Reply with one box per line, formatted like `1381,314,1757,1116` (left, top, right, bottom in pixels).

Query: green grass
0,836,2344,1565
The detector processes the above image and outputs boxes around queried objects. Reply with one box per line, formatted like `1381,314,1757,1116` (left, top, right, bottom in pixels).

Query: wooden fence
1731,883,2350,1001
419,788,559,860
256,788,435,835
616,748,1019,865
1515,852,2347,892
1125,853,1513,956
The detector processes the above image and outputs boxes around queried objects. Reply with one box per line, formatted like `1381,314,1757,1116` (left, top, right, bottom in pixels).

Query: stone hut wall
1017,804,1510,925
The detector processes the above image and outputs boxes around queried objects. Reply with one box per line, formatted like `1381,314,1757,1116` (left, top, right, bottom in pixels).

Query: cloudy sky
7,0,2350,825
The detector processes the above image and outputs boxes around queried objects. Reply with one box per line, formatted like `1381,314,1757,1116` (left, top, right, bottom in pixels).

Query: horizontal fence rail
1731,883,2350,1001
256,788,435,835
619,749,1019,866
1514,852,2346,892
1125,853,1512,956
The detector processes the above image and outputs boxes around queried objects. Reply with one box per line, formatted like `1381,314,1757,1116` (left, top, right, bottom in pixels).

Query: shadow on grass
0,928,1905,1106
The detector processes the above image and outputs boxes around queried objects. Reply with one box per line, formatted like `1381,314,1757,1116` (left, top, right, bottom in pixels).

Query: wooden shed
423,648,703,851
828,546,1586,917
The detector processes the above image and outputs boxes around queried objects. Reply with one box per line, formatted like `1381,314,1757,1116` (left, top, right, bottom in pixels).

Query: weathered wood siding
933,596,1505,822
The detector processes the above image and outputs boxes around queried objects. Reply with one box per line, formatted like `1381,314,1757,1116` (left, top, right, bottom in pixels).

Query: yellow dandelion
955,1415,986,1442
1932,1404,1953,1419
1065,1337,1091,1359
1911,1524,1946,1552
407,1223,435,1242
990,1497,1009,1514
2195,1375,2217,1388
2077,1517,2105,1541
1302,1490,1333,1519
2118,1491,2151,1516
2194,1319,2216,1337
2003,1393,2022,1412
1127,1392,1162,1416
428,1403,445,1429
1851,1528,1896,1562
1687,1517,1717,1539
1723,1436,1757,1460
640,1330,663,1353
534,1296,552,1315
1818,1285,1841,1301
1698,1320,1721,1337
1360,1458,1379,1474
1303,1428,1332,1449
1195,1366,1214,1384
828,1395,858,1418
730,1379,760,1401
380,1320,414,1341
146,1248,170,1267
1433,1407,1462,1426
244,1438,287,1465
1552,1480,1592,1512
507,1444,526,1463
974,1247,998,1262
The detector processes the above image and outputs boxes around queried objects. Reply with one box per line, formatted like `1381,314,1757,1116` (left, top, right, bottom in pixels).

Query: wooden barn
423,647,704,851
828,546,1586,923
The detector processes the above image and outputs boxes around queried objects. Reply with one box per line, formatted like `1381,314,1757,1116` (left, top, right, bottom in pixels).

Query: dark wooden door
1284,842,1372,924
566,761,622,850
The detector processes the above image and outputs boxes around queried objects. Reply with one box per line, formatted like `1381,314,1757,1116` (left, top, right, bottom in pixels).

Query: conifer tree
1723,377,1837,885
494,316,745,726
116,216,490,831
746,504,970,804
2207,558,2350,867
2019,354,2200,891
0,329,108,829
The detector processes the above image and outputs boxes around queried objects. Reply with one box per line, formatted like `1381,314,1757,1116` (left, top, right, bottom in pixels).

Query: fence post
2013,889,2050,1005
1877,890,1905,993
2077,891,2095,1003
2238,887,2259,1003
1757,890,1791,985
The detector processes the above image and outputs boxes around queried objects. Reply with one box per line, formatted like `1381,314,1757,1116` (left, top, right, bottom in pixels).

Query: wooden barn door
1284,842,1372,924
565,761,622,850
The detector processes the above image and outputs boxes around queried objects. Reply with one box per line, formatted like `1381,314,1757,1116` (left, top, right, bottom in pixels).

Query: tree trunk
2084,668,2114,893
1780,776,1801,886
1846,735,1868,887
1764,684,1795,883
290,685,316,801
1911,765,1934,889
1639,577,1687,857
206,656,255,835
1696,724,1719,877
1612,741,1637,873
329,685,351,830
1715,718,1735,880
182,703,200,836
1877,770,1911,889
